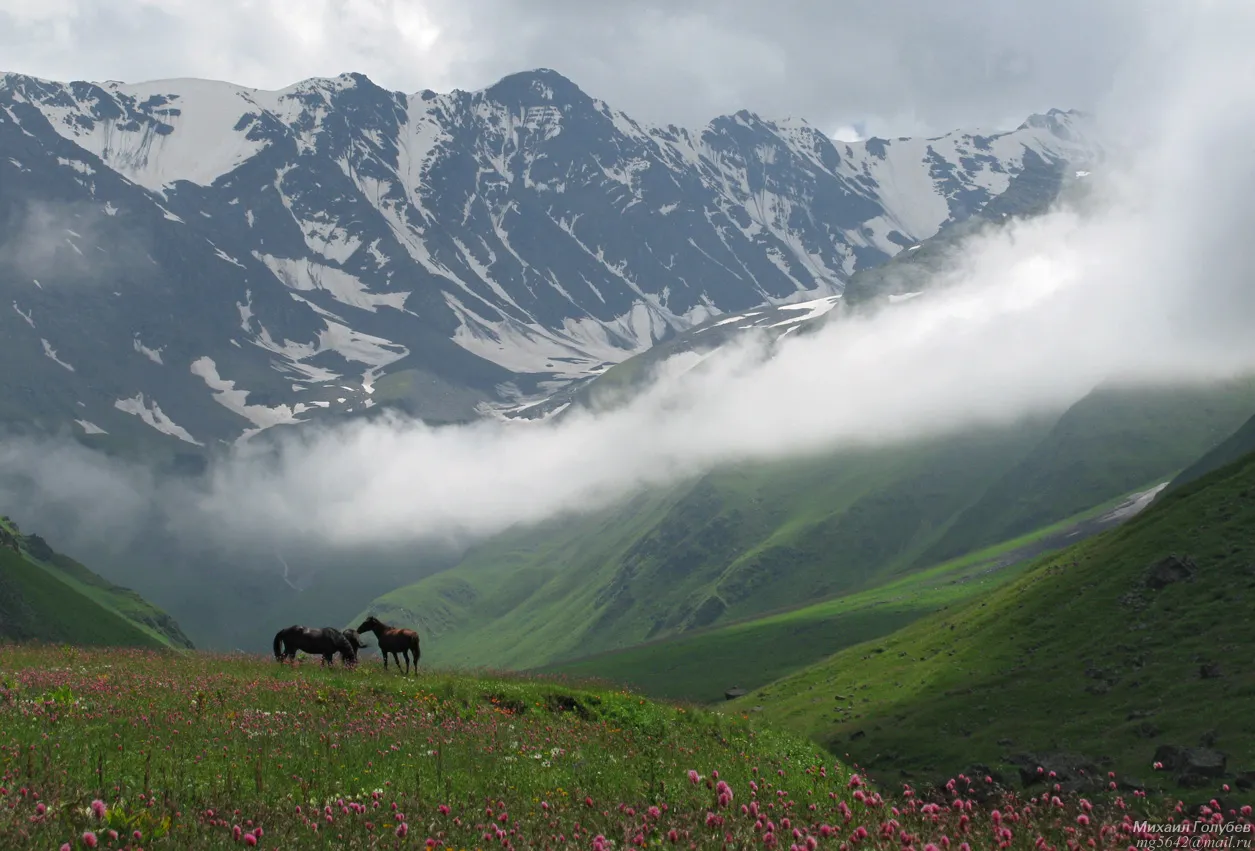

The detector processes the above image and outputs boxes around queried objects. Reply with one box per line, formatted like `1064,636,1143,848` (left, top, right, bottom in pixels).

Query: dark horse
273,625,358,666
356,615,421,675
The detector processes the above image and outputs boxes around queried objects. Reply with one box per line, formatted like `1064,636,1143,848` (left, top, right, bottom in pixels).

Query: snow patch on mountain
190,356,309,432
12,303,35,328
888,291,924,303
133,336,164,364
40,339,74,371
254,253,410,312
113,392,201,445
767,294,842,327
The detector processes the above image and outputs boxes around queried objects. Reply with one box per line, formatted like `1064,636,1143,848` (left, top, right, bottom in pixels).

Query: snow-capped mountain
0,68,1097,452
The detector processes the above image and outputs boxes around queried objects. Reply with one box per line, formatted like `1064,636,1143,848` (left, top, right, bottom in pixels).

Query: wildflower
82,832,99,849
396,822,409,838
35,802,46,816
90,799,107,820
244,834,258,847
689,770,701,785
1078,815,1091,826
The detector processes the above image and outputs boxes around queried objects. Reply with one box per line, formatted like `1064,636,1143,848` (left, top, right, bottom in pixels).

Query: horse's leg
381,650,388,670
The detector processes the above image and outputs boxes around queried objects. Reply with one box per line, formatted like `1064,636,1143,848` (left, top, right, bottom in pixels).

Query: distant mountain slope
1,67,1096,450
516,149,1091,421
749,446,1255,798
0,515,192,648
354,421,1052,669
917,378,1255,566
540,482,1170,703
358,379,1255,672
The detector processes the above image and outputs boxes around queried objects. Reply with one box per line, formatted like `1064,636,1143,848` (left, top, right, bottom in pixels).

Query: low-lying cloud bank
3,2,1255,566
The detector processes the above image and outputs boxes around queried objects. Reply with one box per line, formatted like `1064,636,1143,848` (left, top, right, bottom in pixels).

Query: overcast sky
2,0,1152,138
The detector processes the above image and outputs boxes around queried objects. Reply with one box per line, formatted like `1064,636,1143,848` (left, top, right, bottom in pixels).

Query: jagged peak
1016,107,1085,133
481,67,591,107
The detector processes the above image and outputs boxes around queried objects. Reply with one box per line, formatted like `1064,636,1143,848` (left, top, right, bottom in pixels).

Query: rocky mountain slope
1,68,1096,452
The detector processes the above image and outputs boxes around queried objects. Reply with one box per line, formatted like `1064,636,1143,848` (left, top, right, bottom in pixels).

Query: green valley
538,483,1166,703
356,378,1255,676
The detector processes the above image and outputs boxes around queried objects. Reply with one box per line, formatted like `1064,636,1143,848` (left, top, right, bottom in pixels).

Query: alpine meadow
3,2,1255,850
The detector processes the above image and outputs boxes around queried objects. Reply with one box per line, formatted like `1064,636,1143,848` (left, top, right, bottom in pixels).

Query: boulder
1009,752,1101,790
1154,744,1227,777
1144,555,1197,590
724,687,748,701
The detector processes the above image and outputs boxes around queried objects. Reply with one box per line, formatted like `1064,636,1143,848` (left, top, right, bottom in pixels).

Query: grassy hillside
918,378,1255,565
0,645,1189,850
357,419,1053,670
539,485,1163,704
1168,411,1255,492
748,446,1255,795
0,515,191,649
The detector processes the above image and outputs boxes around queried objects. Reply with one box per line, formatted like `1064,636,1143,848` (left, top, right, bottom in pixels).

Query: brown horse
355,616,421,675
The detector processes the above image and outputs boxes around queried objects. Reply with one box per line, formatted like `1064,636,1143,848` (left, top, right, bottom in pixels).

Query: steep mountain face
518,150,1093,420
1,68,1096,450
0,514,192,648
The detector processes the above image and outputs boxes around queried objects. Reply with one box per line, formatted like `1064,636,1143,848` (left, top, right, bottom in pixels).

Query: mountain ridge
1,66,1098,453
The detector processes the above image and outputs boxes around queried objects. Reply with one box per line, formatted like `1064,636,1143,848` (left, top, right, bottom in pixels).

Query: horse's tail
273,629,286,660
411,633,421,663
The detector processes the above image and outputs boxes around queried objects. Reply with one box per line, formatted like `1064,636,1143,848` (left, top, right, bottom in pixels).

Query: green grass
355,419,1053,670
748,447,1255,798
0,548,168,649
0,517,190,650
537,482,1167,704
0,645,1189,850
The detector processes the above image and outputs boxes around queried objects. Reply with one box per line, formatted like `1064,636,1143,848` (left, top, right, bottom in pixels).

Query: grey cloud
3,0,1157,136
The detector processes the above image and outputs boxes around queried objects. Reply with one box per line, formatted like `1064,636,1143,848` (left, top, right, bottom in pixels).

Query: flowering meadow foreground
0,645,1249,851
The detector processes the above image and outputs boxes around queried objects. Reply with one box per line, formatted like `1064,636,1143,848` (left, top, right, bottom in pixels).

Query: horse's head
343,629,368,650
356,615,383,634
